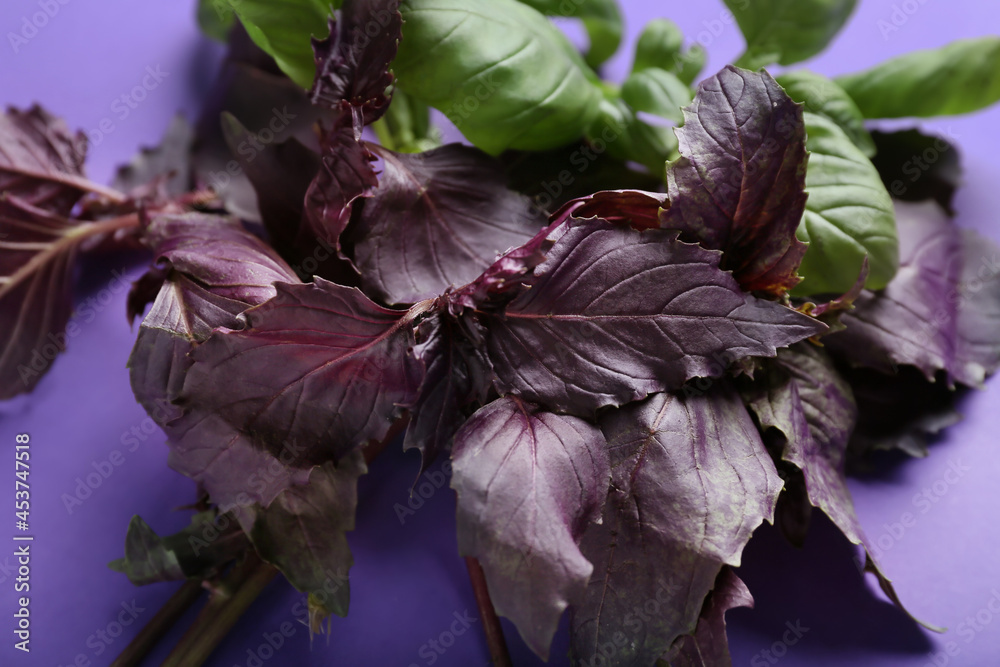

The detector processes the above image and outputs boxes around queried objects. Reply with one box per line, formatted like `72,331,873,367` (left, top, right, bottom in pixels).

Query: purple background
1,1,999,665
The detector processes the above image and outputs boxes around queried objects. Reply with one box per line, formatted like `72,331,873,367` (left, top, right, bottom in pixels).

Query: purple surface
0,1,999,665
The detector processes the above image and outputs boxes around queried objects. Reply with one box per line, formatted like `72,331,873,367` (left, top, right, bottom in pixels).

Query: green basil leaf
632,18,682,72
372,88,441,153
224,0,335,88
725,0,857,68
794,112,898,296
515,0,623,67
394,0,604,154
776,70,875,157
587,98,677,175
621,68,692,125
835,37,1000,118
196,0,236,42
632,19,705,86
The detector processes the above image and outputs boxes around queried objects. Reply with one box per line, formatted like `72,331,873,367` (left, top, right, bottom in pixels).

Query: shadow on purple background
0,1,999,665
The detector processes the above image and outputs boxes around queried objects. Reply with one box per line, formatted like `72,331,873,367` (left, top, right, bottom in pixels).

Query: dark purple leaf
0,198,80,398
444,217,567,314
0,106,111,399
451,396,609,659
192,59,326,222
870,129,962,215
143,212,299,304
484,219,825,415
841,365,964,462
127,213,303,504
403,314,493,470
0,104,89,215
552,189,666,231
303,111,378,258
571,386,781,666
128,274,248,425
112,114,194,201
347,144,546,305
309,0,402,125
166,414,313,510
741,344,860,544
664,568,754,667
240,450,366,617
659,66,808,296
826,200,1000,387
741,343,940,630
178,277,424,469
220,112,320,259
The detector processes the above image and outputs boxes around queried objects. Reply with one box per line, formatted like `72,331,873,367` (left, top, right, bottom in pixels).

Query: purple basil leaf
484,218,825,415
192,57,326,222
112,114,194,201
660,66,808,296
347,144,547,305
144,212,299,304
0,105,102,399
166,412,313,511
303,111,379,260
403,314,493,470
571,385,781,666
179,277,424,468
0,198,80,399
741,343,940,630
664,567,754,667
309,0,402,125
841,365,964,463
826,200,1000,387
128,274,248,425
0,104,89,215
240,450,366,617
127,213,303,506
220,112,320,260
109,512,249,586
552,189,666,231
870,129,962,215
445,217,568,314
741,343,860,544
451,396,610,659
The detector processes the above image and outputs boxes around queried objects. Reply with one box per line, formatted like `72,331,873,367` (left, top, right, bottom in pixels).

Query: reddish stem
465,557,513,667
109,580,204,667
